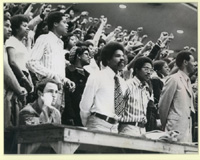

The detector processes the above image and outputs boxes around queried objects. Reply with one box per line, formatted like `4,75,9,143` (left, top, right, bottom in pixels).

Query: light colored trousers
118,124,146,137
86,115,118,133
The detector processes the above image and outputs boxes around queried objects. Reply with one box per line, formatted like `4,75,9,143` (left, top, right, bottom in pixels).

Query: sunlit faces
43,82,58,106
4,11,11,19
68,36,78,47
69,9,75,18
136,63,153,82
160,62,170,76
4,19,12,41
186,55,195,74
56,16,69,36
87,44,95,58
79,50,91,66
107,49,125,73
98,42,105,49
18,21,29,38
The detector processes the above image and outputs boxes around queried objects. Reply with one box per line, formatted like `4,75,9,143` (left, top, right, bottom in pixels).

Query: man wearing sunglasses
119,56,154,137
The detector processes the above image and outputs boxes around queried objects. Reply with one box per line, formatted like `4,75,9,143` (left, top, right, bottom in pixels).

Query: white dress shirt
26,31,65,81
80,66,127,126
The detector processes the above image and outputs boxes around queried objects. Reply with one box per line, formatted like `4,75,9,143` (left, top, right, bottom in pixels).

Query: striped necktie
114,76,124,116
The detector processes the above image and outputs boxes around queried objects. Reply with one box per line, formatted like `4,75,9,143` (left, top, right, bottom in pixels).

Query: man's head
69,46,91,66
176,50,195,74
47,11,68,36
10,14,29,37
101,42,125,73
153,60,170,77
36,78,60,106
62,33,78,50
4,15,12,42
4,10,11,19
98,38,106,49
133,57,153,83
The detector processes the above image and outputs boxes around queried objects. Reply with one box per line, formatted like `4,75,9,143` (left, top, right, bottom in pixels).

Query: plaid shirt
120,76,153,123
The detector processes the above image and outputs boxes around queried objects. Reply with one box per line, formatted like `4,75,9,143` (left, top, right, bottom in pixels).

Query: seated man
19,78,61,125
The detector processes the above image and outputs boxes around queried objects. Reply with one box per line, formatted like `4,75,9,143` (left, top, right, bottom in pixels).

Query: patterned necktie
114,76,124,116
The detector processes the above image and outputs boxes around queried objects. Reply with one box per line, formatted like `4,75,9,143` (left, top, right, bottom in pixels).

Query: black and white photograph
3,2,198,155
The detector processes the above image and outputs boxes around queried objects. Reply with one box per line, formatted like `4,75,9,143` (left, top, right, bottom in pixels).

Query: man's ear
54,22,59,27
183,60,188,65
77,55,81,59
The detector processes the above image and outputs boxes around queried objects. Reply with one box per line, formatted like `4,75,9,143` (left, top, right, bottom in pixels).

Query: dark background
34,3,198,59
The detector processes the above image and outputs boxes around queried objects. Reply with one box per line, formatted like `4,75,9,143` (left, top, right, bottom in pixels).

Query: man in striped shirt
119,57,154,137
27,11,75,110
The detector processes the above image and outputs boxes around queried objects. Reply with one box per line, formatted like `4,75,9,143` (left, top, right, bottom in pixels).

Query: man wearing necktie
80,42,127,133
159,51,196,142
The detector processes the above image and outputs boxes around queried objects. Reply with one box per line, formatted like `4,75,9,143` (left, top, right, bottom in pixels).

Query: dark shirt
62,66,90,126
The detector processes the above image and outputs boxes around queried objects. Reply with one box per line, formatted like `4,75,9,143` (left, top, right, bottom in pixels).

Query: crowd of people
4,3,198,153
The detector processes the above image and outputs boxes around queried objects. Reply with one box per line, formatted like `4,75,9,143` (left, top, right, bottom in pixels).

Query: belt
91,112,117,124
119,122,146,128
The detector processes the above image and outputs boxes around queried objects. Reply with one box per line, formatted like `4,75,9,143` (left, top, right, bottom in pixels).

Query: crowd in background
3,3,198,153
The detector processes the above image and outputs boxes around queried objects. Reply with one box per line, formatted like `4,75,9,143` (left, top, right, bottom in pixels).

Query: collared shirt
179,70,193,94
19,100,61,125
120,76,153,123
178,70,195,112
5,36,30,72
26,31,65,81
80,66,127,126
179,70,191,85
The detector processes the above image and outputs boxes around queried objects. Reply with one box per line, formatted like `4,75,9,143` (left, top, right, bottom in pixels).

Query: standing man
119,57,154,137
159,51,196,142
62,46,91,126
80,42,127,133
27,11,75,110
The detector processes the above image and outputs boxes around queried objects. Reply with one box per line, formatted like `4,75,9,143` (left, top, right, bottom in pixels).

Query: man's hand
88,17,93,22
64,78,76,92
43,7,51,17
81,11,89,17
158,31,169,43
139,34,148,42
143,40,154,51
100,17,107,27
20,76,33,93
53,74,62,84
113,28,121,34
41,92,53,107
18,87,27,105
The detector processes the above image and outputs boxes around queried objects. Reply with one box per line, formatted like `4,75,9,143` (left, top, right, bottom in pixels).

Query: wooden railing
8,124,198,154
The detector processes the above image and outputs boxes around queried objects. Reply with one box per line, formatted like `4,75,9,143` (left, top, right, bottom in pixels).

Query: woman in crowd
5,14,33,103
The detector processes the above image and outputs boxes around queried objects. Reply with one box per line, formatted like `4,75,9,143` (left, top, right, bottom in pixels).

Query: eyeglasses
142,67,154,73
